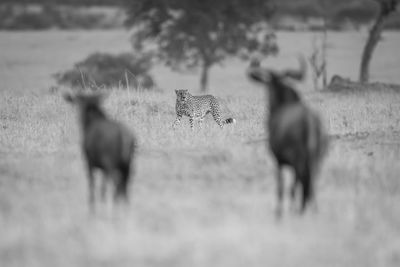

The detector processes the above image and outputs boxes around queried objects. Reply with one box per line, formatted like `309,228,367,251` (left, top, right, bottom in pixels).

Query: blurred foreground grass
0,87,400,267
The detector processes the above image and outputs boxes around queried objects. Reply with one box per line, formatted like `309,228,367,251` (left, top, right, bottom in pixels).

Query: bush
55,52,156,90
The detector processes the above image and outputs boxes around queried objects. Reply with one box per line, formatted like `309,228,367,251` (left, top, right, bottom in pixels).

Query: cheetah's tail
223,118,236,124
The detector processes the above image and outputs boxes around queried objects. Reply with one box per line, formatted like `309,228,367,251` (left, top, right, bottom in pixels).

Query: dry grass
0,30,400,267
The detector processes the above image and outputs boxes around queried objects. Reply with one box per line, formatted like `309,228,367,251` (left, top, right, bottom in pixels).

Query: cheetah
173,89,236,129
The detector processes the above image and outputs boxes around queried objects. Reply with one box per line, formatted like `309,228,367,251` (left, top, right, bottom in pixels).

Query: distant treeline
0,0,126,6
0,4,125,30
275,0,400,30
0,0,399,30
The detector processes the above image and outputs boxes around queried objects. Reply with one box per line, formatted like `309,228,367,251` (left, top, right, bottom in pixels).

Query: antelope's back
83,119,135,169
268,104,324,165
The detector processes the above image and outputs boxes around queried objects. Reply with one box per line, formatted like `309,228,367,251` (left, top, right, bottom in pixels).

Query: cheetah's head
175,89,190,102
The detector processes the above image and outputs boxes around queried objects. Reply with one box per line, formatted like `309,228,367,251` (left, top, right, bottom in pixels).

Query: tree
125,0,277,92
359,0,398,83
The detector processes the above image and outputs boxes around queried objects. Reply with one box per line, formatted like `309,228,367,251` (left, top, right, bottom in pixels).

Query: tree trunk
359,0,397,83
359,14,385,83
200,61,210,92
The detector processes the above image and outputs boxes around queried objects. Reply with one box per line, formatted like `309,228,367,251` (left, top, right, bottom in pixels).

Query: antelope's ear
63,93,75,103
92,92,107,104
280,55,307,82
247,67,270,84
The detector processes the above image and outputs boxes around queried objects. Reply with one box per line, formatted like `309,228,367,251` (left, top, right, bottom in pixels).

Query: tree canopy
125,0,277,91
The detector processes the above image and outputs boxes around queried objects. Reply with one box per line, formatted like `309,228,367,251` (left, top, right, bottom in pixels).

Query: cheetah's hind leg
211,113,224,128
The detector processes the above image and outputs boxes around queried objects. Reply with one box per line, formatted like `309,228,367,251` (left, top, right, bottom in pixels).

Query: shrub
55,52,156,90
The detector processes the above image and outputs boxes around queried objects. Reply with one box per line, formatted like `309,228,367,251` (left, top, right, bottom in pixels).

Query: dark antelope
64,92,136,212
247,58,328,216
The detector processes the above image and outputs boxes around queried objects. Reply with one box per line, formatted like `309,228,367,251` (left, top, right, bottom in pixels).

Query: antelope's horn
281,55,307,81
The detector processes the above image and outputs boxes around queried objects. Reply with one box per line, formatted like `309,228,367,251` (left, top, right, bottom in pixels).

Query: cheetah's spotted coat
173,89,235,129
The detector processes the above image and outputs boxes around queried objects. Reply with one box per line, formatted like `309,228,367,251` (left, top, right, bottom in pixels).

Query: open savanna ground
0,30,400,267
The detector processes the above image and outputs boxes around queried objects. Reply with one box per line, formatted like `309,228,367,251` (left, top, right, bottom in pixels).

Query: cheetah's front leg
198,117,204,128
173,115,182,128
189,117,194,130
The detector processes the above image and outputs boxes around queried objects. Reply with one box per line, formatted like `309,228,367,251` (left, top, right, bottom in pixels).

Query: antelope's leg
275,164,284,218
87,164,96,213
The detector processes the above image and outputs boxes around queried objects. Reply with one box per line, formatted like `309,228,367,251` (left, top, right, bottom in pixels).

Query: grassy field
0,30,400,267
